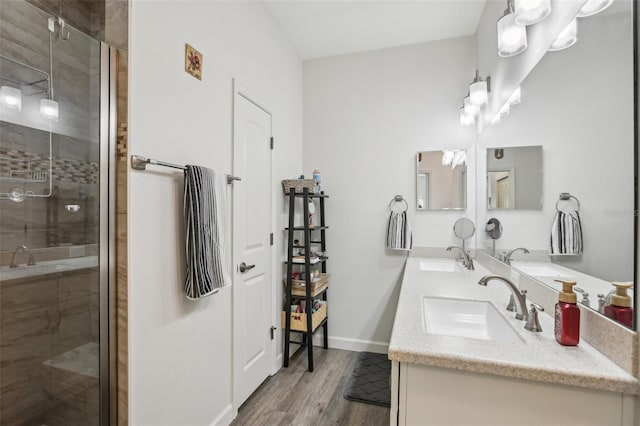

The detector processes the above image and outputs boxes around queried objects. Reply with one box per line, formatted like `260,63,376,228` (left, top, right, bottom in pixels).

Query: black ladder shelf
283,187,329,372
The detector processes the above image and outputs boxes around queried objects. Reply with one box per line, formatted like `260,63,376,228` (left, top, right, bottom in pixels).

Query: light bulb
470,80,488,106
464,96,479,115
514,0,551,26
40,99,59,121
549,18,578,52
577,0,613,17
497,10,528,57
0,86,22,111
459,108,475,126
508,87,522,105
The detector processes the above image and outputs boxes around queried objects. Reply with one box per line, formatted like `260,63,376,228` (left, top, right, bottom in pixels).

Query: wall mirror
416,150,467,211
476,0,635,328
486,146,542,210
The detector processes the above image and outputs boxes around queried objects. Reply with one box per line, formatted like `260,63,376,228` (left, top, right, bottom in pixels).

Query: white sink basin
419,259,462,272
510,261,573,279
422,296,524,343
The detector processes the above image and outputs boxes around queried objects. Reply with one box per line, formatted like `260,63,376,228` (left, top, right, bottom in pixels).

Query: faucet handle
524,302,544,332
574,287,590,306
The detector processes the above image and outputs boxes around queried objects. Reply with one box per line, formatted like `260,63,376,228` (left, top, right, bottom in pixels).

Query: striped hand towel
550,210,583,255
184,166,231,300
386,210,412,251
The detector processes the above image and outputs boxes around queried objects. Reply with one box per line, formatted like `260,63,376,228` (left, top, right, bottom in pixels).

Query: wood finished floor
231,348,390,426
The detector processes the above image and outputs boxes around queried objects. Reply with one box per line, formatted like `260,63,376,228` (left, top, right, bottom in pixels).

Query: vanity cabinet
391,362,635,426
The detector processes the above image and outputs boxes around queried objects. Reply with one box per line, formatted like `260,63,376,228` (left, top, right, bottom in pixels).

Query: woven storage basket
284,273,329,297
282,179,318,195
281,302,327,332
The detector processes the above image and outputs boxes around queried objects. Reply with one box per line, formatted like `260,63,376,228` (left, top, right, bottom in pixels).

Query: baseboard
312,335,389,354
209,403,234,426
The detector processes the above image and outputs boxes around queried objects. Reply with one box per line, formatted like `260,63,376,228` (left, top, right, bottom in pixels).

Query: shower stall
0,0,116,424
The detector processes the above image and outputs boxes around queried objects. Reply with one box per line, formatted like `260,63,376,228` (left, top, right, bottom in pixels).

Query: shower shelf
0,54,51,96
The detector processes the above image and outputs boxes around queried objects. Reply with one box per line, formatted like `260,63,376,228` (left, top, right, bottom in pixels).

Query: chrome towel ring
389,195,408,213
556,192,580,212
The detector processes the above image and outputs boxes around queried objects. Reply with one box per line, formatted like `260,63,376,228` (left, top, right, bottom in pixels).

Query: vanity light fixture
497,0,528,57
490,113,502,126
40,98,59,121
514,0,551,26
508,86,522,105
548,18,578,51
469,70,489,107
463,96,479,115
576,0,613,17
0,86,22,111
499,102,511,116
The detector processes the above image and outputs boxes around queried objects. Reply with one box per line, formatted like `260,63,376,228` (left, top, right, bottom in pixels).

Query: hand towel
550,210,583,255
386,210,412,251
184,165,231,299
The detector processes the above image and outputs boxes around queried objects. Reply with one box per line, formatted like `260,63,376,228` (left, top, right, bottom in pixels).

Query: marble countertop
0,256,98,283
388,257,640,395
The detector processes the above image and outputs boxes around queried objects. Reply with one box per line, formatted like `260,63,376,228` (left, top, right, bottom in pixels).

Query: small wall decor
185,43,202,80
494,148,504,159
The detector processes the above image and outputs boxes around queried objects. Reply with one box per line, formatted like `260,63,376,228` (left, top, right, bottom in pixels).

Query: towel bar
130,155,241,184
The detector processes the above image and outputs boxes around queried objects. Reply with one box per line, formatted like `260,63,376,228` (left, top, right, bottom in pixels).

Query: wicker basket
284,273,329,297
281,302,327,332
282,179,318,195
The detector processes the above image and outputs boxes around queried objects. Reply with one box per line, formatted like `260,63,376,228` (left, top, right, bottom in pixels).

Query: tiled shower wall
0,0,101,255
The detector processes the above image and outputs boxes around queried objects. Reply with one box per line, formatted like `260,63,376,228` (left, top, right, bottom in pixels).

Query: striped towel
550,210,583,255
386,210,412,251
184,166,231,300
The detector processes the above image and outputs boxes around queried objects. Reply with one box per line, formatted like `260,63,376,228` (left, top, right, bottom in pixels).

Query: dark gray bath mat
343,352,391,407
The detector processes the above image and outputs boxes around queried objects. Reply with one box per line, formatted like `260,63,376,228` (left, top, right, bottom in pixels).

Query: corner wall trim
209,403,234,426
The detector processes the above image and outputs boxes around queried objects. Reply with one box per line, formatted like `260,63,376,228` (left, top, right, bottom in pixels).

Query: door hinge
270,137,274,150
270,233,274,246
270,326,277,340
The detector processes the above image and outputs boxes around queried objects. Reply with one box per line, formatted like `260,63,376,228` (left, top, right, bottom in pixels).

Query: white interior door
233,89,272,408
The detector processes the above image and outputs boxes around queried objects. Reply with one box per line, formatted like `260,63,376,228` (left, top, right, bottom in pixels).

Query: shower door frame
99,42,117,426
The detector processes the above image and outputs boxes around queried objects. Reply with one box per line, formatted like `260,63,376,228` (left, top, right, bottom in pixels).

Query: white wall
128,1,302,424
303,37,476,351
477,10,634,281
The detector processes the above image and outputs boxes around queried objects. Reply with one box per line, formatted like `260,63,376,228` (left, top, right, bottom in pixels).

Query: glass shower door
0,1,109,425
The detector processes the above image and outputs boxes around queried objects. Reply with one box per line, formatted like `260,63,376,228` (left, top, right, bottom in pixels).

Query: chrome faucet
10,245,35,268
478,275,528,321
446,246,474,270
503,247,530,265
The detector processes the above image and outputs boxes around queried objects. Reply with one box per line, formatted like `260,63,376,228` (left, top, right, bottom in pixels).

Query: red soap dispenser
604,282,633,328
554,279,580,346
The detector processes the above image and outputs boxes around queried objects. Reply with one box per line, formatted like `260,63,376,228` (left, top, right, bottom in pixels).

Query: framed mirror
476,0,635,328
416,150,467,210
486,146,542,210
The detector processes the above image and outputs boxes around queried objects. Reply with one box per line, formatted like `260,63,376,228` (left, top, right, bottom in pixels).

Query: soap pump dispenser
604,282,633,328
554,279,580,346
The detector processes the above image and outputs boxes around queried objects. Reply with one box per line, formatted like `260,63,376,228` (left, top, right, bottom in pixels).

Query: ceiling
262,0,488,60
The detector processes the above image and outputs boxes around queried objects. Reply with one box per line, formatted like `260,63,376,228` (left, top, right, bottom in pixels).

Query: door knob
239,262,256,273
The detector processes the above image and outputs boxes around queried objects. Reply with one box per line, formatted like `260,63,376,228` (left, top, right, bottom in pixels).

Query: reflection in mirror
477,0,635,328
486,146,542,210
416,150,466,210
